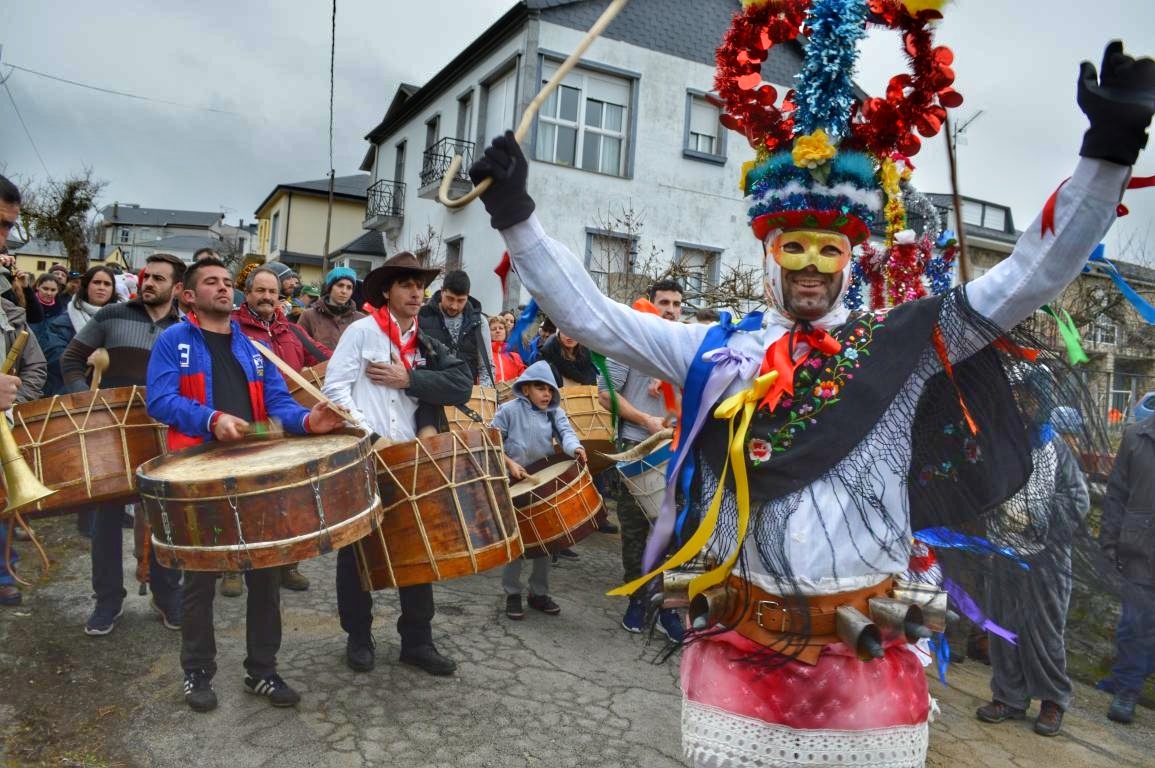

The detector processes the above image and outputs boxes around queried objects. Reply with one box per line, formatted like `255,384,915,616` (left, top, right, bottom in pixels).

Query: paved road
1,518,1152,767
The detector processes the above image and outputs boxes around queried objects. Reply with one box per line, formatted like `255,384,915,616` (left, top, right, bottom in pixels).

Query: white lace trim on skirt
683,699,929,768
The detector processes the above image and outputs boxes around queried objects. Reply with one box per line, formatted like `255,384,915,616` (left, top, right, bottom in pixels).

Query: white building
359,0,805,315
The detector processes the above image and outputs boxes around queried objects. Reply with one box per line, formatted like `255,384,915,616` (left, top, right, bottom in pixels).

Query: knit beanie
325,267,357,289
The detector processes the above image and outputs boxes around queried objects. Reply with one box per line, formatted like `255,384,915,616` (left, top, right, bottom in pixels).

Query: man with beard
61,253,187,635
417,269,492,385
228,266,331,593
468,35,1155,767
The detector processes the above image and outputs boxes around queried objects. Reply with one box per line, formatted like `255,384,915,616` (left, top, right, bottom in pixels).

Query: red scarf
756,324,842,412
371,305,419,369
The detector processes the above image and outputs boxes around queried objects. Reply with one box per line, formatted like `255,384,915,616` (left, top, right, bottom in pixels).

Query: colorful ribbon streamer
1083,244,1155,324
506,298,539,359
943,577,1018,646
914,527,1030,569
1041,304,1090,365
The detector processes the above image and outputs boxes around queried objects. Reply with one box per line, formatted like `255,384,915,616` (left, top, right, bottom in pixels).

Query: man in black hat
322,252,473,675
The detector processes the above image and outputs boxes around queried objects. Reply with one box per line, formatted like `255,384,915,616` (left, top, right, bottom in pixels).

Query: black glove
468,130,536,230
1078,40,1155,166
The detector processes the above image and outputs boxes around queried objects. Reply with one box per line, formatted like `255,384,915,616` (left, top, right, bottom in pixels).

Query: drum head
508,458,576,497
145,433,361,481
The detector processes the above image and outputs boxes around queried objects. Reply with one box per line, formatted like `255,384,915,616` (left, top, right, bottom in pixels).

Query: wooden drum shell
355,428,521,590
137,430,381,572
510,457,602,558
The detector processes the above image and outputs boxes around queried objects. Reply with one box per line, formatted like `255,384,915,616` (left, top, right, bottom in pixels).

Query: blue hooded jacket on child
491,360,582,467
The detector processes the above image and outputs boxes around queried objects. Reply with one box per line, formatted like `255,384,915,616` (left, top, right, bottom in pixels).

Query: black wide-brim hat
362,251,441,309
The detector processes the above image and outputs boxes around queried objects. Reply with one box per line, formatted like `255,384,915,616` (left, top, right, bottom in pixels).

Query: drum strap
456,403,484,423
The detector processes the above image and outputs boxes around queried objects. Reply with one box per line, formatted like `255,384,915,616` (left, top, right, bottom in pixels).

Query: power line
3,80,50,177
5,62,242,116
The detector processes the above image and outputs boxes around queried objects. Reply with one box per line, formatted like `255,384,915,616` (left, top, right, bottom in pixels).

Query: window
585,230,634,295
456,91,473,142
270,212,280,252
394,140,406,183
676,244,722,296
484,67,518,139
36,260,47,272
445,237,463,272
1092,317,1117,345
424,116,439,151
960,200,1010,232
685,93,724,160
535,62,630,177
119,228,131,244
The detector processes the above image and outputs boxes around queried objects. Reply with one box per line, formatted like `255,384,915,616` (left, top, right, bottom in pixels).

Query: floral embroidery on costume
915,420,983,486
746,311,887,463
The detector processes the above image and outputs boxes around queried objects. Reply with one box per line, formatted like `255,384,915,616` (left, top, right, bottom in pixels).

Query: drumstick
88,348,110,392
249,340,357,425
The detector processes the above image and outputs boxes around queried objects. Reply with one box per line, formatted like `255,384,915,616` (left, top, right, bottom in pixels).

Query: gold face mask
767,230,852,274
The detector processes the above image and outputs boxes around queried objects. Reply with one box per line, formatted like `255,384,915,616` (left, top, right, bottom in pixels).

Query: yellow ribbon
607,371,778,599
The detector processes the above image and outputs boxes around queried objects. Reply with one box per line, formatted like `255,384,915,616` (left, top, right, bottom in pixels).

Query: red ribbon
493,251,512,300
756,326,842,412
371,306,418,370
1043,173,1155,236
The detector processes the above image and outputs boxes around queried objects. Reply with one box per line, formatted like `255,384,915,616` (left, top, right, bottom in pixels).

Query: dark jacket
538,334,598,386
296,299,367,350
413,329,474,434
39,311,79,396
1101,416,1155,585
417,291,491,385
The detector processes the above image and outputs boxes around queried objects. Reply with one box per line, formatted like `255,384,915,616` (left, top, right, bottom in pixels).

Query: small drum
509,456,602,557
10,386,167,515
559,385,615,471
137,430,381,571
355,428,521,589
616,440,673,520
286,361,328,409
446,385,500,432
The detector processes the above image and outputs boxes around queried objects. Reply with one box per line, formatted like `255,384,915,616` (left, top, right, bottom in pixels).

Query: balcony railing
420,137,475,187
366,179,405,219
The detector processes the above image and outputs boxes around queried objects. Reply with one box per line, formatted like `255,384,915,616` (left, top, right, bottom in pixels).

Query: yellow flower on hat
791,129,837,170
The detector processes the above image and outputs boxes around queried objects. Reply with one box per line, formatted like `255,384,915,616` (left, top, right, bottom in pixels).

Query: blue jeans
1111,584,1155,694
0,522,17,586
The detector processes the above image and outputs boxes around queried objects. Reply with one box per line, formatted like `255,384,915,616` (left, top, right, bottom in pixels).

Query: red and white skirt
681,630,931,768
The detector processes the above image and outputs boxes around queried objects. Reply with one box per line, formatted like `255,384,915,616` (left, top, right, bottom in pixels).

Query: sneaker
345,634,376,673
505,594,525,620
280,564,310,591
0,584,21,606
1034,700,1064,736
84,603,124,636
976,700,1027,723
399,644,457,676
657,608,685,643
151,594,182,631
622,597,645,633
557,548,580,560
243,672,301,707
527,594,561,616
220,572,243,597
183,669,217,712
1108,691,1139,724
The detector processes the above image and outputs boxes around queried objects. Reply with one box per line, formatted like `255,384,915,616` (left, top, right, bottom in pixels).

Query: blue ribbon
669,311,763,539
914,527,1030,570
506,298,540,359
929,631,950,683
1084,245,1155,324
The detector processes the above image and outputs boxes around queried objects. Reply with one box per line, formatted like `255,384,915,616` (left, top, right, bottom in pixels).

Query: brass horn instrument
0,330,55,512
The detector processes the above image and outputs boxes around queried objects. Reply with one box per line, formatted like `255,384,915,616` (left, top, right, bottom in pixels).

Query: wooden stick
250,340,357,425
88,348,109,392
944,115,971,283
437,0,630,208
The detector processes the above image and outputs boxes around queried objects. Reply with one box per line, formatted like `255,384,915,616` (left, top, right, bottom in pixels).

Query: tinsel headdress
716,0,963,308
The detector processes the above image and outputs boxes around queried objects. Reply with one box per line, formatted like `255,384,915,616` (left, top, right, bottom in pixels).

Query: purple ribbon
943,577,1018,645
642,347,760,572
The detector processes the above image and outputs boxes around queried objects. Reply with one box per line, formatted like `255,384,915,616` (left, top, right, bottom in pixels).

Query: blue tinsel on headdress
792,0,869,140
746,150,880,231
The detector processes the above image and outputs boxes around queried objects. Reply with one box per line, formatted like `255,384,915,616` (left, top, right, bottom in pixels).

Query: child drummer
491,360,586,619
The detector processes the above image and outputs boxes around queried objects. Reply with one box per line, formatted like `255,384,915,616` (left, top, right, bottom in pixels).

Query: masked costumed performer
466,1,1155,764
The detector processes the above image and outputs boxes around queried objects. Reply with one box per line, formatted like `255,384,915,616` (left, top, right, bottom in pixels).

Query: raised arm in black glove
1079,40,1155,166
468,130,536,230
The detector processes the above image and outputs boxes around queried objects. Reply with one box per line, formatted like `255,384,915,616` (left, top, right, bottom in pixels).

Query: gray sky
2,0,1153,263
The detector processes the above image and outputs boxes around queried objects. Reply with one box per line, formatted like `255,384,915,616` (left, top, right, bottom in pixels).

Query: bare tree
411,224,446,274
21,170,107,273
